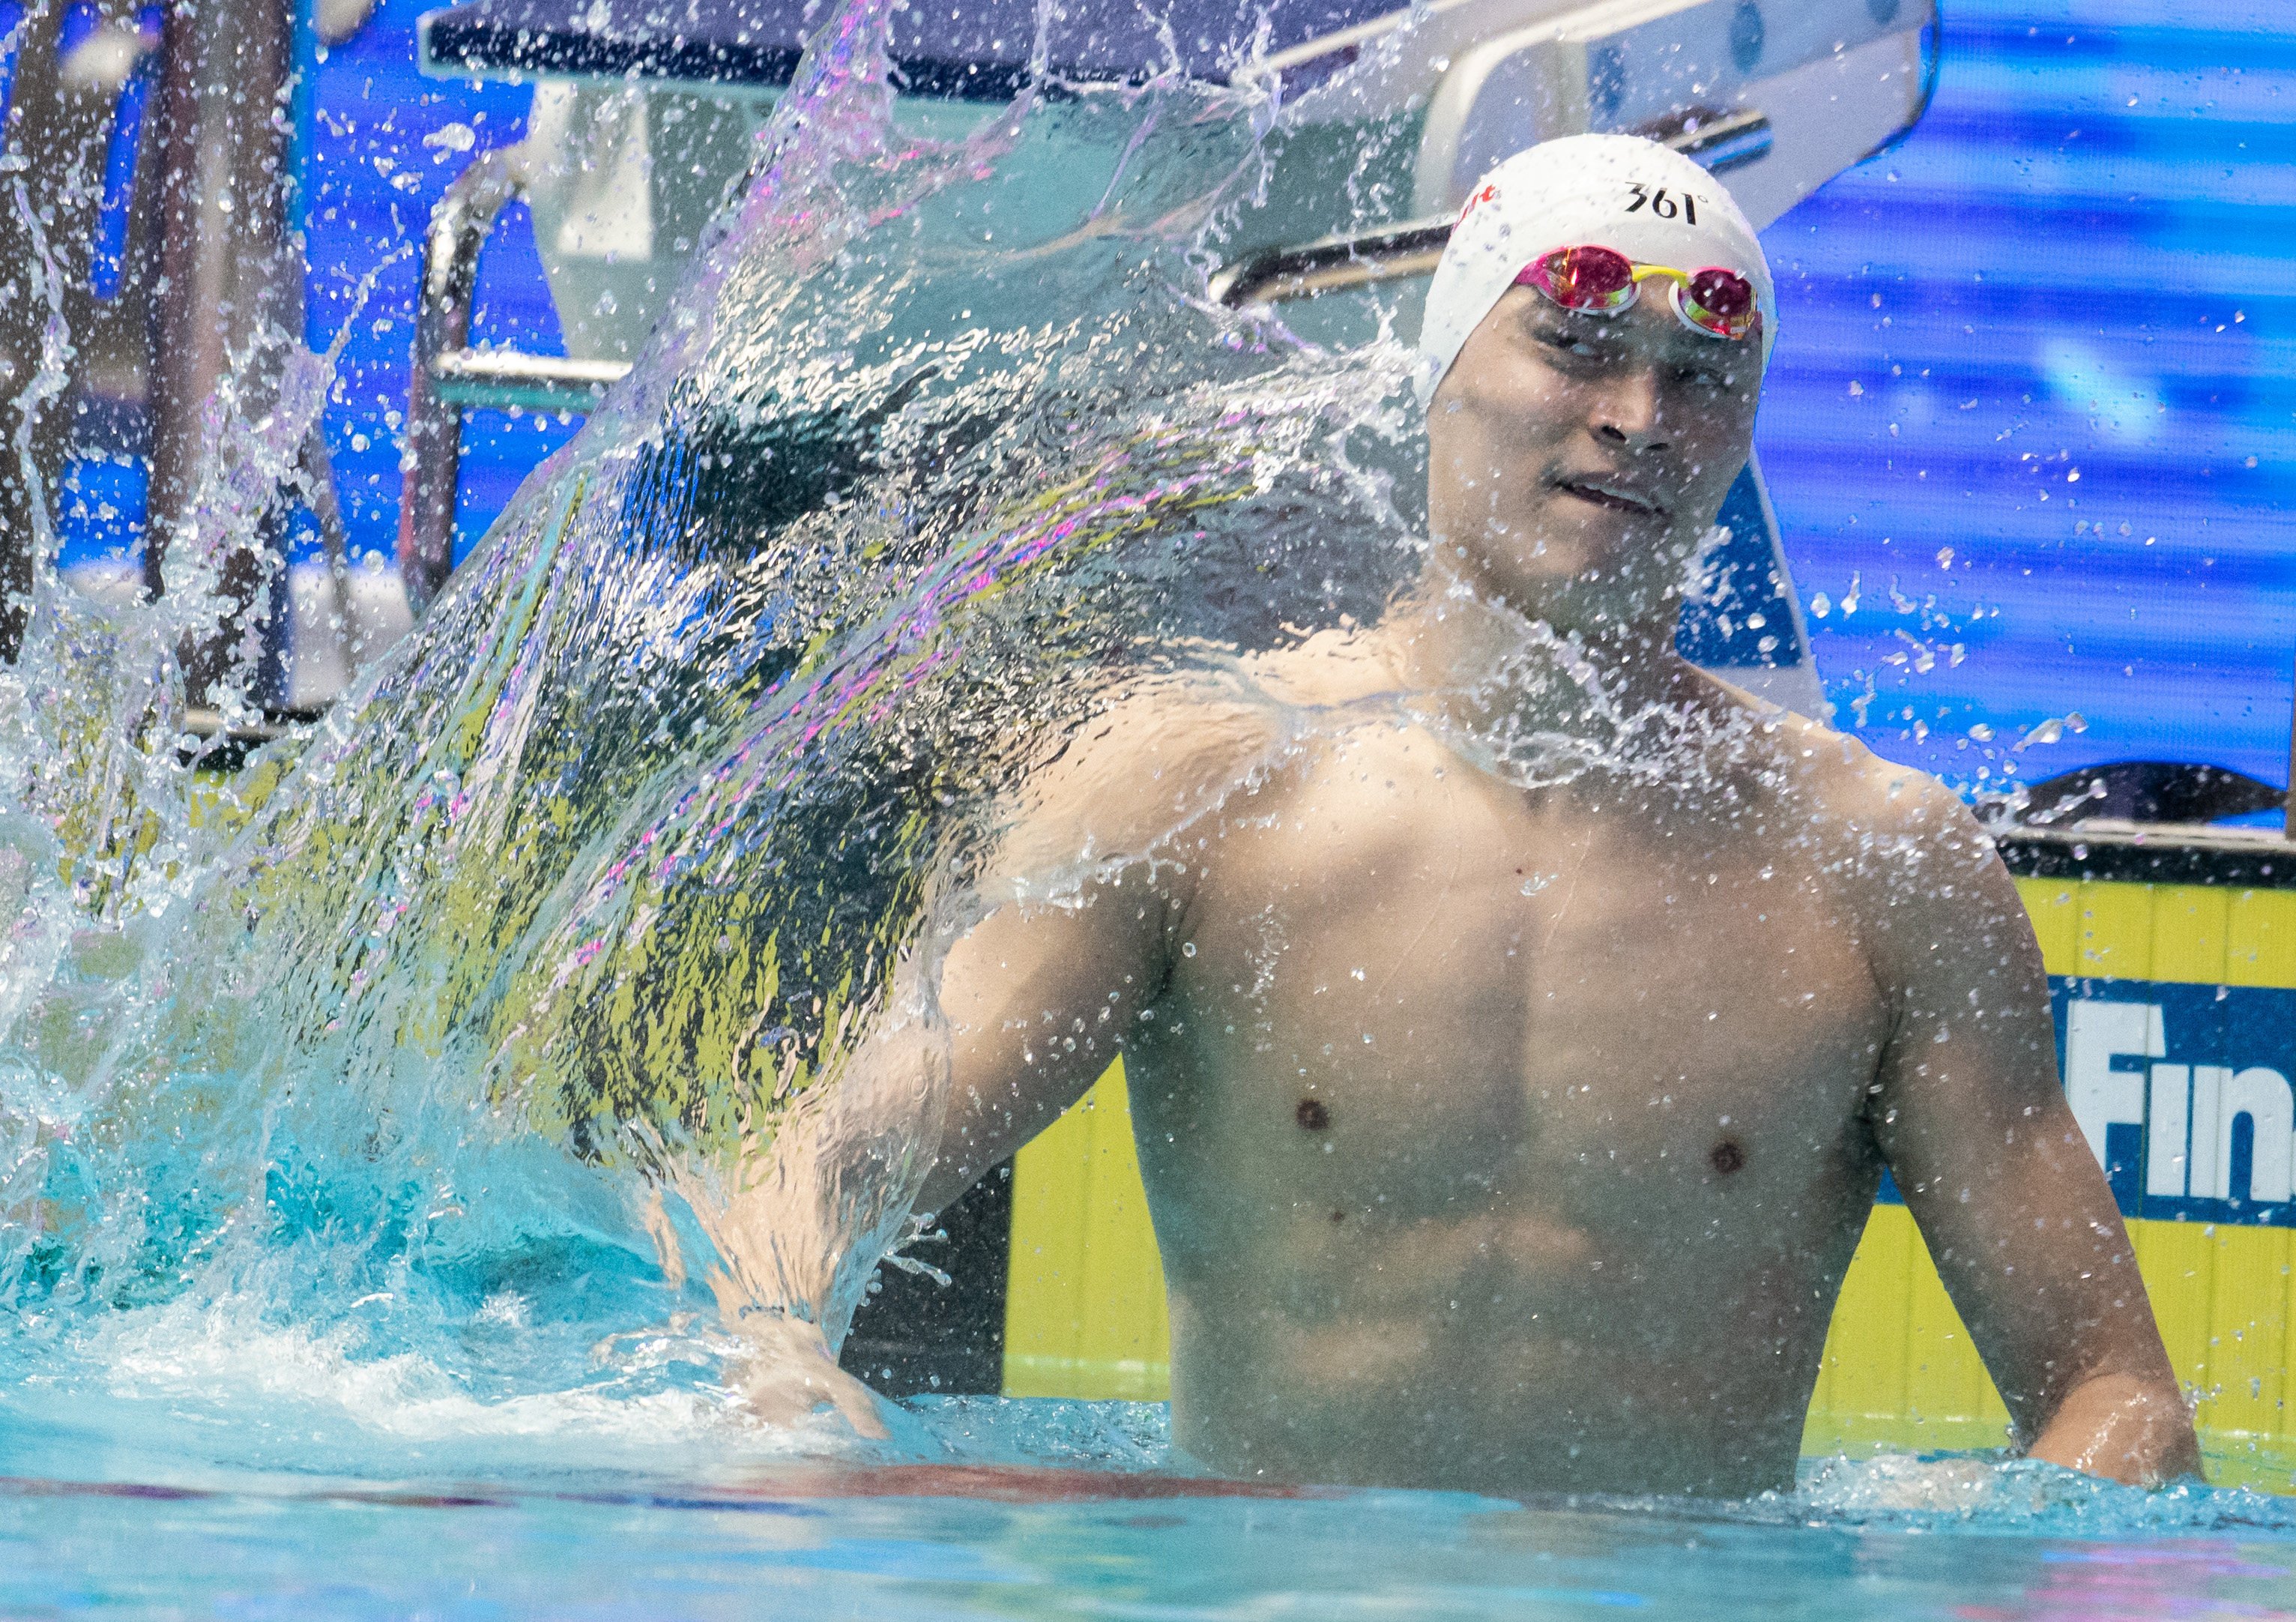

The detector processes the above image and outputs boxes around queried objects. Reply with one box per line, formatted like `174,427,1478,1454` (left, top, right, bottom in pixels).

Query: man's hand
2027,1372,2202,1486
724,1312,895,1439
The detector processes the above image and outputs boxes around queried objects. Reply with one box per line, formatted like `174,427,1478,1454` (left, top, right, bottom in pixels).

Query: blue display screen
1758,0,2295,795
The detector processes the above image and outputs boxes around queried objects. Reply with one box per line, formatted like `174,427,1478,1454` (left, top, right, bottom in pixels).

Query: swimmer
901,134,2201,1496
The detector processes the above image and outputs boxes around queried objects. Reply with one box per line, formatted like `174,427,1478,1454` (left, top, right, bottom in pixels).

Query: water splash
0,0,1436,1443
1777,1451,2296,1538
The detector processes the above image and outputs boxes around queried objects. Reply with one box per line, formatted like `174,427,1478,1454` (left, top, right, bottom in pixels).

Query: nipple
1709,1139,1745,1176
1296,1097,1330,1131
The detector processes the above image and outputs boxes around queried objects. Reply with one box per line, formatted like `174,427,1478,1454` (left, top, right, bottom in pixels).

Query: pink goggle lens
1520,246,1638,312
1674,267,1759,341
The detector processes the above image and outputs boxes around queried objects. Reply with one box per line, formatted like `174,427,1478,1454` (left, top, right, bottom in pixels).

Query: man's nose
1592,367,1670,453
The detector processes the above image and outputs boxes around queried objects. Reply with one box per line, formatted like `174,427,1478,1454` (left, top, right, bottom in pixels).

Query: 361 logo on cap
1623,181,1703,224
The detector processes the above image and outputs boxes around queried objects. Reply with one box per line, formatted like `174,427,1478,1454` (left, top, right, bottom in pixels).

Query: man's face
1425,280,1762,641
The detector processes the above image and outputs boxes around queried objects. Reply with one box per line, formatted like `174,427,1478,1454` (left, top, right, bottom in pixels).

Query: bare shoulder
1771,709,1981,845
996,632,1404,891
992,662,1293,890
1718,688,2023,956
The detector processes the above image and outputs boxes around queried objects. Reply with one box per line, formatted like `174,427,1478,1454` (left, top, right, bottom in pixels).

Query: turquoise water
5,1379,2296,1618
4,1399,2296,1619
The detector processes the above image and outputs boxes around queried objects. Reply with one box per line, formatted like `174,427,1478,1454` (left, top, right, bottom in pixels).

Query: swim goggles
1516,246,1760,343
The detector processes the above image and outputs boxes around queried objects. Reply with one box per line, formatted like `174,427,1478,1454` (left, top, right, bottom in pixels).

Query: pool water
7,1442,2296,1619
4,1384,2296,1618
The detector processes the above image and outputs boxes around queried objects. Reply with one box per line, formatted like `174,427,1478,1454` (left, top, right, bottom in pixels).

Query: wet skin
904,288,2199,1497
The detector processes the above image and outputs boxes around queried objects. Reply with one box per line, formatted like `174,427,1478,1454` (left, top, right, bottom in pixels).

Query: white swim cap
1415,133,1777,408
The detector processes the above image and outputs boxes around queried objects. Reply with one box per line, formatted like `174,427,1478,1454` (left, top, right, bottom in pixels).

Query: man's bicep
916,685,1256,1213
918,877,1171,1212
1867,828,2169,1432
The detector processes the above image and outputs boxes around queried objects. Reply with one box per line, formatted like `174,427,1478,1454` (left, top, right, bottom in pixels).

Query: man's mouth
1554,476,1664,518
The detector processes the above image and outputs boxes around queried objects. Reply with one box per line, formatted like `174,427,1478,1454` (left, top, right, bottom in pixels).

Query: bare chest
1133,749,1891,1234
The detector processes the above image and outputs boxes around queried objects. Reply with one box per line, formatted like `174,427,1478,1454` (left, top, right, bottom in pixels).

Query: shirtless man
903,134,2201,1497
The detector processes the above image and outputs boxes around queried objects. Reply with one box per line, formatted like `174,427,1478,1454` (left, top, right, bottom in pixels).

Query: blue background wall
50,0,2296,802
1761,0,2296,799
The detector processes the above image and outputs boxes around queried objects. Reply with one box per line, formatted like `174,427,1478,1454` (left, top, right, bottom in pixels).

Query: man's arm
912,869,1176,1215
1858,774,2201,1485
912,689,1259,1216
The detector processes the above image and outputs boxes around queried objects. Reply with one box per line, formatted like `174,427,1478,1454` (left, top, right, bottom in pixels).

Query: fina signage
2052,977,2296,1228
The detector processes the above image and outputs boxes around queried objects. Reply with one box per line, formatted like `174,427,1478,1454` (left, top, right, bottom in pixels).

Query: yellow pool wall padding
1000,877,2296,1484
1003,1064,1173,1402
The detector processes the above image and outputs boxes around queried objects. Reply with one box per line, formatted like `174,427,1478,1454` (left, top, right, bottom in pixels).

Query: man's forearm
2024,1370,2202,1486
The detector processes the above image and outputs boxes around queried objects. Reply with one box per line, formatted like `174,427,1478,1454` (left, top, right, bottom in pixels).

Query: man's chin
1490,508,1663,584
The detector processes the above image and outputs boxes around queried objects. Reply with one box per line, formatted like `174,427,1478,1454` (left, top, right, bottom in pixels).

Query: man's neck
1374,562,1697,741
